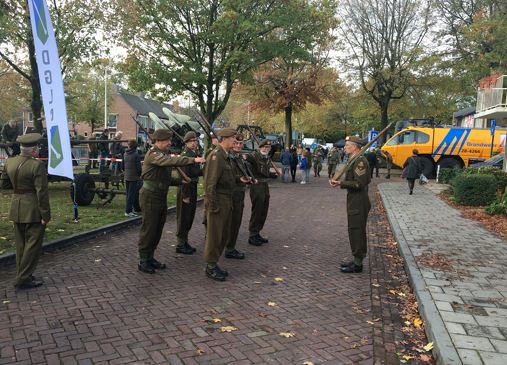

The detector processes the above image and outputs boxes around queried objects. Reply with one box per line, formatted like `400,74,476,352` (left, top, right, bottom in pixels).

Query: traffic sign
490,119,496,136
368,128,379,148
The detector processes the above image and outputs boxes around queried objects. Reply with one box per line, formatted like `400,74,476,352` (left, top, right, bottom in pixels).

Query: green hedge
485,187,507,216
463,167,507,195
451,174,497,206
438,167,462,184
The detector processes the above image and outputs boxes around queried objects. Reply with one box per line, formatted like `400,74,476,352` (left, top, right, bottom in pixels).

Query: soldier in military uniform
203,128,249,281
246,140,277,246
327,146,341,178
224,133,253,260
313,146,323,177
175,131,202,255
0,133,50,288
330,136,371,273
137,129,205,274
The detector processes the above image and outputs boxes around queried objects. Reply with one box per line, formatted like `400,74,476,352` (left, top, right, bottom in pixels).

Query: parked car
468,153,504,169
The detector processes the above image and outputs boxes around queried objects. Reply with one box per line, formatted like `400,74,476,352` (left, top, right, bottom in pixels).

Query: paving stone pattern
1,175,410,365
379,182,507,365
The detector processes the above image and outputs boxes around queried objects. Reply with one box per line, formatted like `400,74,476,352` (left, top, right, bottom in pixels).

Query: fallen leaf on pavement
303,362,314,365
367,321,375,325
389,289,397,295
94,259,101,262
2,300,10,304
423,342,434,352
404,321,411,326
402,355,413,361
274,277,285,282
398,292,406,298
414,318,423,328
211,318,221,323
279,331,295,338
419,354,432,362
196,349,205,355
267,302,277,307
220,326,238,332
372,283,380,287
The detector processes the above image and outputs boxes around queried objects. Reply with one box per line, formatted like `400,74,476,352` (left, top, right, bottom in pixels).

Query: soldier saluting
137,129,205,274
0,133,50,289
330,136,371,273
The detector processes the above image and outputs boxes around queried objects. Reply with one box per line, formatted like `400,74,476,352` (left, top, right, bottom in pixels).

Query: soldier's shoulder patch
355,160,366,176
212,155,217,161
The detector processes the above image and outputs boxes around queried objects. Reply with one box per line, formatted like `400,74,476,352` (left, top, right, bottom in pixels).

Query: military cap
17,133,42,147
259,139,271,148
235,133,244,141
217,128,237,138
152,129,173,141
183,131,197,143
345,135,365,147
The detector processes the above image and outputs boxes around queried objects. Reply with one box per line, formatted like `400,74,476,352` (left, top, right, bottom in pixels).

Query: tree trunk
379,99,390,145
284,102,293,147
27,33,43,133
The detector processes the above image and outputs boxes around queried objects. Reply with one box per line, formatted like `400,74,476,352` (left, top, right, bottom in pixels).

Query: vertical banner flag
27,0,74,180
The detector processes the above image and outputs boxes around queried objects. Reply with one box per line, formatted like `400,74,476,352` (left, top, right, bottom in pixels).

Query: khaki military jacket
230,152,247,192
340,155,371,192
328,149,341,164
181,147,202,182
141,146,196,194
0,154,50,223
204,145,236,211
246,151,276,182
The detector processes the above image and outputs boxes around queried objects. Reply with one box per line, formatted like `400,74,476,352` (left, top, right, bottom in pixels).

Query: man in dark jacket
289,148,298,183
123,139,142,217
98,129,109,173
366,150,377,178
1,120,20,156
280,147,291,183
403,149,423,195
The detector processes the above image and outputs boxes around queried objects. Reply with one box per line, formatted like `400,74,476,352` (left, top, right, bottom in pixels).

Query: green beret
183,131,197,143
259,139,271,148
152,129,173,141
17,133,42,147
345,135,365,146
217,128,237,138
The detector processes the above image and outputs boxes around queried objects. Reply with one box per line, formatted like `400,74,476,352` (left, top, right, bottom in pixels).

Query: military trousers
14,222,45,285
204,194,232,264
138,188,167,261
176,181,198,244
346,191,371,259
328,163,337,177
226,190,245,251
249,182,270,236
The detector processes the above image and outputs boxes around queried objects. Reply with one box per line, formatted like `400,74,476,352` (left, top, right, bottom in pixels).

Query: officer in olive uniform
0,133,50,288
246,140,277,246
175,131,202,254
330,136,371,273
203,128,249,281
224,133,253,260
137,129,205,274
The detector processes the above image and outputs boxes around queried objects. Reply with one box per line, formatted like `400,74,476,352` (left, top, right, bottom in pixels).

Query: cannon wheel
70,173,96,206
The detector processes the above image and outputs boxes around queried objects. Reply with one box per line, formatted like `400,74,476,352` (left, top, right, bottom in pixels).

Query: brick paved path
1,174,416,365
380,182,507,365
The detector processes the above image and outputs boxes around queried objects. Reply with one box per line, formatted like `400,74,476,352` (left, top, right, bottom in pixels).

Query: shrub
464,167,507,195
438,167,462,184
452,174,497,206
485,201,507,216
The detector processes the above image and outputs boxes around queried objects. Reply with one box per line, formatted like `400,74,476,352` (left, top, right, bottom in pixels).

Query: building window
107,113,118,129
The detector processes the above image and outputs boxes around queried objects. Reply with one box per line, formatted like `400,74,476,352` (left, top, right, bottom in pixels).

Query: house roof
453,107,475,119
118,91,174,120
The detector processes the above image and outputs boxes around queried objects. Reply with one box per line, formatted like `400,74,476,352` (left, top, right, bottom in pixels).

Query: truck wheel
419,156,435,178
437,157,463,170
70,173,96,206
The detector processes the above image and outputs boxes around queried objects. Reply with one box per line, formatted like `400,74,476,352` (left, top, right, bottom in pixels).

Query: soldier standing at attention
204,128,249,281
327,146,341,178
313,146,323,177
0,133,50,289
175,131,202,255
246,140,277,246
224,133,253,260
330,136,371,273
137,129,205,274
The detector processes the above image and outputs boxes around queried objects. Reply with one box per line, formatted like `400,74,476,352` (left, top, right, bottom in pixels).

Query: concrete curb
0,199,203,267
378,183,462,365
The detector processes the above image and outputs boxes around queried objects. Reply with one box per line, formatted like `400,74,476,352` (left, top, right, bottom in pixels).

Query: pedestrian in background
280,147,291,183
366,150,377,178
289,147,298,183
402,149,423,195
0,133,50,288
110,131,124,174
98,129,110,174
381,149,392,179
327,146,341,178
313,146,323,177
123,139,142,218
1,120,20,156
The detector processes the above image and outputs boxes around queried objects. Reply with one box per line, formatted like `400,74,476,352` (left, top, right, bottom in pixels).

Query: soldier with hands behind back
0,133,50,289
